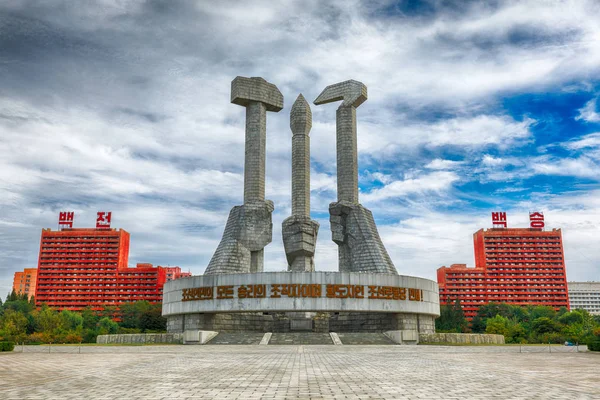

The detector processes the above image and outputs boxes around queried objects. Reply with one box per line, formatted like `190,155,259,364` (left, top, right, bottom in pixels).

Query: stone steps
268,333,333,345
206,332,265,345
336,333,396,345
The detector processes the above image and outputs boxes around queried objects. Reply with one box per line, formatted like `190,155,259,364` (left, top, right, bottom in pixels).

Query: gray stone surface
3,345,598,399
96,333,182,344
167,311,435,336
283,94,320,272
205,77,282,275
204,201,274,274
330,201,397,274
289,94,312,216
314,80,366,204
419,333,505,344
314,81,397,274
269,332,333,345
206,332,265,345
231,76,284,112
282,216,319,272
337,332,396,345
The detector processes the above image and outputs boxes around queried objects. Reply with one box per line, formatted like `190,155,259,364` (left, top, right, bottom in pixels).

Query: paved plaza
1,345,598,399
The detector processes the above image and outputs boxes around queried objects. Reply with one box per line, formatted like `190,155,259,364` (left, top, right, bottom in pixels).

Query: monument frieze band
162,272,439,315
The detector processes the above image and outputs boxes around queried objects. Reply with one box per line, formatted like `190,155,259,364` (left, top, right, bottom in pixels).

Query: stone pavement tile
1,345,599,399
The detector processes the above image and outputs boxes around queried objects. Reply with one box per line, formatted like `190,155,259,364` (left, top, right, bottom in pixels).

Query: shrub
589,329,600,352
588,337,600,352
26,332,53,344
63,332,83,344
0,341,15,352
82,329,98,344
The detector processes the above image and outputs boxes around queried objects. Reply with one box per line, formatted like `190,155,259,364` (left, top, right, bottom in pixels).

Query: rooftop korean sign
529,212,545,229
492,211,507,228
58,211,74,229
96,211,112,229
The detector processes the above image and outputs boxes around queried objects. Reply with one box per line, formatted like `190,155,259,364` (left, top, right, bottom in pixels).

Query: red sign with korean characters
492,211,507,228
58,211,74,228
96,211,112,229
529,212,545,229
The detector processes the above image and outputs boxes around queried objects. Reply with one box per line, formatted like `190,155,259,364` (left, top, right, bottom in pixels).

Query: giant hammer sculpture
314,80,397,274
204,77,283,275
282,95,319,271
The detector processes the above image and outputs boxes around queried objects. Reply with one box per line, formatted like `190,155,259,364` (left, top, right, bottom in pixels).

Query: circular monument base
163,271,439,334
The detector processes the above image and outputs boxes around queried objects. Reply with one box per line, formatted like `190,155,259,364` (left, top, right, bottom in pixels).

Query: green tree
528,306,556,322
33,305,61,333
3,296,35,315
97,317,118,335
507,323,527,344
558,311,584,326
485,314,510,337
59,310,83,331
120,301,152,329
139,307,167,332
561,323,585,343
471,303,511,333
99,305,118,320
531,317,561,335
557,306,569,317
7,289,18,302
436,298,468,333
81,307,99,330
0,309,29,342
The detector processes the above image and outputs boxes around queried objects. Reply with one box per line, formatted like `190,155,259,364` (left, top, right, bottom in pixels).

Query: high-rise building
35,228,131,309
438,227,570,320
568,282,600,315
34,226,187,310
12,268,38,300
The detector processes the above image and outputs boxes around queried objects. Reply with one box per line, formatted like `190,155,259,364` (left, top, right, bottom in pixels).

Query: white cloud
362,171,459,203
564,132,600,150
530,157,600,179
481,155,505,166
575,98,600,123
425,159,463,170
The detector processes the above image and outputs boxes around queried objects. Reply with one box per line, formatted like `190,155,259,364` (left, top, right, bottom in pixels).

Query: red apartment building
34,224,188,310
163,266,191,281
438,220,570,320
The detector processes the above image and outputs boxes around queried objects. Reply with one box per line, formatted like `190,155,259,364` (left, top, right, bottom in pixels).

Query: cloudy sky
1,0,600,297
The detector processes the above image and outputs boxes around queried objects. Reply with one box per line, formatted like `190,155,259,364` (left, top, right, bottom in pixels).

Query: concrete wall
419,333,505,345
167,312,436,334
97,333,183,344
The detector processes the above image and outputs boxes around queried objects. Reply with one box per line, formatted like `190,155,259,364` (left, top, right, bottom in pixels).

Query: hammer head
290,94,312,135
231,76,284,112
314,80,367,108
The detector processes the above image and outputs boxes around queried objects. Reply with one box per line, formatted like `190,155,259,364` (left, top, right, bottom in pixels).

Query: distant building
34,226,187,310
12,268,38,300
438,227,570,320
568,282,600,315
162,266,191,281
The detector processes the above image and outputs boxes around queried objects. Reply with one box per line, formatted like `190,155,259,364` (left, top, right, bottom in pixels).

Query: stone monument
282,94,319,272
204,77,283,275
314,80,397,274
163,76,440,342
